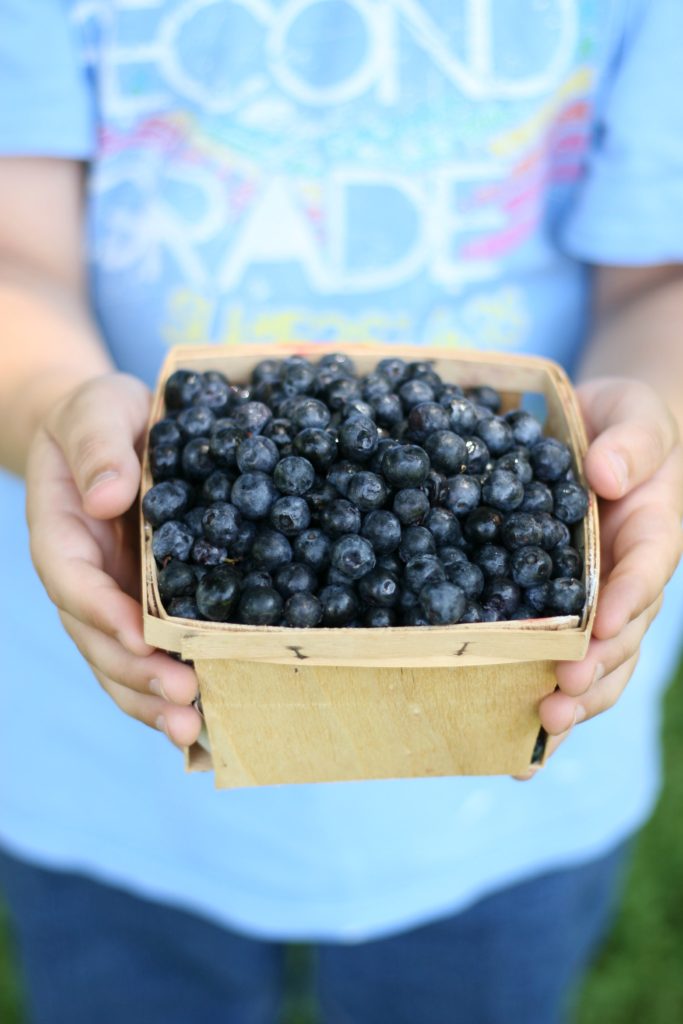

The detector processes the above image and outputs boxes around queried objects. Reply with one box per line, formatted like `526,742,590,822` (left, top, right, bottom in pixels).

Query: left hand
516,378,683,779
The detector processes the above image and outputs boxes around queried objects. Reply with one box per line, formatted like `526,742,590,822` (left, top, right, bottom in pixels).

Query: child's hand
25,373,202,748
517,378,683,778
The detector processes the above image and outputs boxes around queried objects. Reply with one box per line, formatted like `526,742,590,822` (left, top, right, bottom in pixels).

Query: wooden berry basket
141,344,599,787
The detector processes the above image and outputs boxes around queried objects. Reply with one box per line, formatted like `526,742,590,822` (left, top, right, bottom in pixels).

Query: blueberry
284,592,322,628
157,559,196,602
232,401,272,436
463,507,503,544
392,488,430,526
242,570,273,590
463,436,491,474
510,546,553,587
361,373,393,402
404,554,446,593
500,511,544,550
371,393,404,428
358,569,400,608
495,450,533,484
231,519,256,558
150,418,183,448
525,582,550,613
318,351,356,376
376,553,402,577
273,455,315,496
210,425,245,469
270,495,311,536
326,460,359,497
165,369,203,410
552,481,589,524
475,416,513,456
445,560,484,599
230,471,278,520
274,562,318,599
407,402,450,443
202,503,242,547
530,438,572,482
546,577,586,615
181,437,216,481
183,505,207,538
347,471,388,511
505,410,543,447
399,526,436,562
152,520,194,563
364,607,397,628
193,375,231,416
263,418,294,450
293,529,331,571
191,537,228,567
552,545,583,579
338,415,379,462
177,404,216,439
425,507,462,547
289,397,331,431
403,607,430,626
330,535,376,580
236,436,279,474
251,529,293,571
445,475,481,517
468,385,501,413
424,430,467,474
142,480,192,527
419,581,466,625
398,379,435,410
201,471,232,504
536,512,571,551
324,377,361,411
438,545,468,572
252,359,282,385
459,601,484,623
473,544,510,579
281,362,316,397
447,397,478,435
361,510,402,555
376,357,408,385
167,597,203,620
520,481,554,514
319,584,360,626
381,444,430,488
238,587,283,625
320,499,362,538
292,428,337,471
482,577,520,617
196,566,241,621
150,443,180,482
481,468,524,512
306,479,338,514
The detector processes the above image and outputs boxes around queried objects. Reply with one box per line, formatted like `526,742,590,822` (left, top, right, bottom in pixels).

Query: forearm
0,260,114,476
579,268,683,437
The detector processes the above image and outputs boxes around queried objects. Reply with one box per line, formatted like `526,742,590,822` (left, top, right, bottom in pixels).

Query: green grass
2,660,682,1024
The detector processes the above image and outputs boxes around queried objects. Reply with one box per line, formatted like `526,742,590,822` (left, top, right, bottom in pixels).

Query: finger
555,597,662,699
61,610,198,704
592,502,682,639
540,652,640,736
46,373,151,519
577,380,678,500
94,670,203,748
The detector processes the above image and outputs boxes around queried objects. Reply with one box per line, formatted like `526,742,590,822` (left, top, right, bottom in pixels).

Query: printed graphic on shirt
77,0,606,349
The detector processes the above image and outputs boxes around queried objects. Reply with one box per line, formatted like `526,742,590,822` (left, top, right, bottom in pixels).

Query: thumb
576,378,678,500
46,373,151,519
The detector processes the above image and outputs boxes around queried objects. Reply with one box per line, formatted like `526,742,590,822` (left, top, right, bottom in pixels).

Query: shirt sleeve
0,0,96,157
561,0,683,266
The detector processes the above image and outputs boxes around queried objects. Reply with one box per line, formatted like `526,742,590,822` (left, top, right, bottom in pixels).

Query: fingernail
607,453,628,494
574,704,587,724
149,678,162,697
86,469,119,494
592,663,605,685
155,714,168,735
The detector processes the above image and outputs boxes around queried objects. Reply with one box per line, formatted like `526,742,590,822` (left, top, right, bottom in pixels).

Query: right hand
25,373,202,747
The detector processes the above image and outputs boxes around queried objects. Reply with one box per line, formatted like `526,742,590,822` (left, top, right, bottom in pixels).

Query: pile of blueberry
142,354,589,628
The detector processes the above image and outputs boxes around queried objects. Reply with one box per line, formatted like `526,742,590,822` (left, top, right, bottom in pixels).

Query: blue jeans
0,840,630,1024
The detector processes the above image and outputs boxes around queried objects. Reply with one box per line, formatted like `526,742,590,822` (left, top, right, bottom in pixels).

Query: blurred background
2,655,682,1023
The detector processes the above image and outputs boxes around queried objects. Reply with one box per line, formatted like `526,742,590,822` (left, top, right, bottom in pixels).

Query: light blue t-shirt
1,0,683,941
